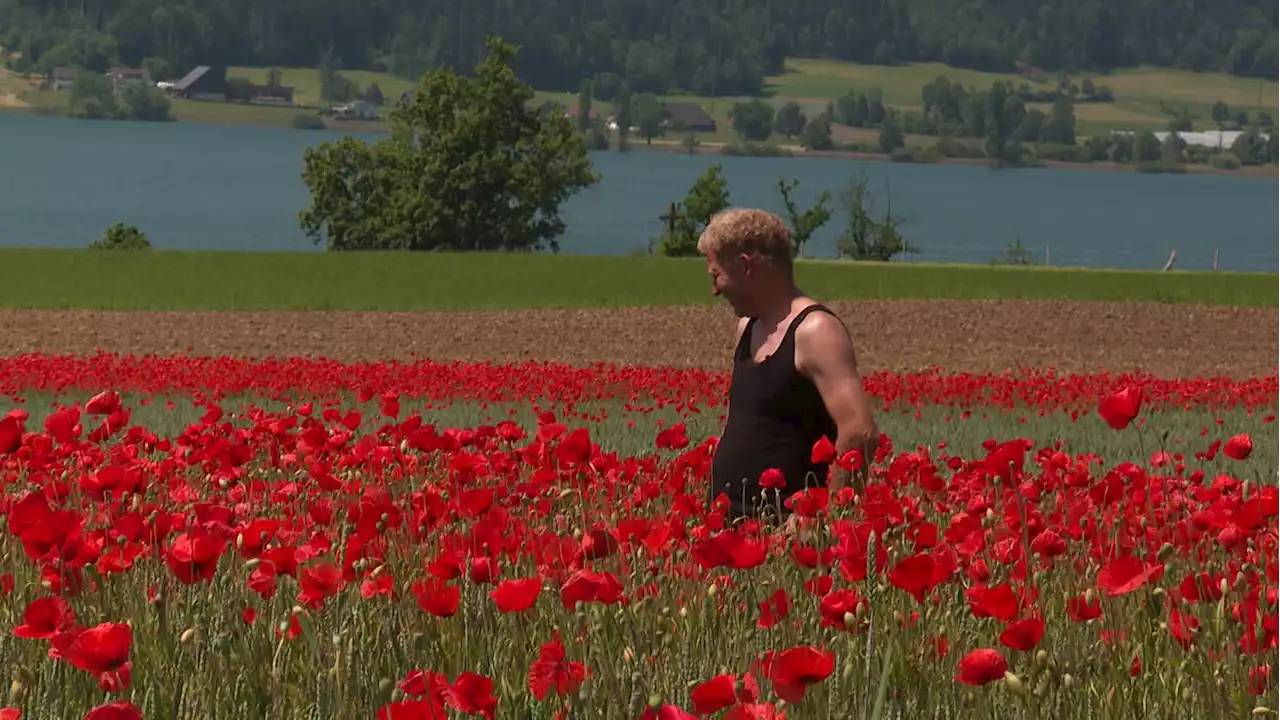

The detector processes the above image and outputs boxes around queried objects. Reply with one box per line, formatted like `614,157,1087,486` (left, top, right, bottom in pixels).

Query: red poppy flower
955,648,1007,685
527,632,589,700
83,701,143,720
13,596,76,639
690,674,737,713
768,646,835,703
889,553,939,604
1097,555,1162,596
52,622,132,675
999,616,1045,651
1224,433,1253,460
490,577,542,613
1098,386,1142,430
411,579,460,617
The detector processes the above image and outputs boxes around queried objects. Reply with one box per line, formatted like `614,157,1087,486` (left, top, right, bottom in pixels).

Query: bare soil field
2,300,1275,378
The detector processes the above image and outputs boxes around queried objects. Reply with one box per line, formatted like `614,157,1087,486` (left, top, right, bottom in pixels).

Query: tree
774,101,806,138
835,172,918,261
576,79,593,133
777,177,832,258
1134,130,1162,162
90,222,151,250
799,112,834,150
657,166,730,257
69,71,116,119
1042,96,1076,145
319,50,357,102
852,94,870,127
1211,101,1232,126
299,36,600,253
878,112,905,152
730,99,774,142
1230,130,1269,165
632,93,664,145
119,83,172,121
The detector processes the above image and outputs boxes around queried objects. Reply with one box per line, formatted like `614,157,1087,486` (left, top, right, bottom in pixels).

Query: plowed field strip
3,300,1275,378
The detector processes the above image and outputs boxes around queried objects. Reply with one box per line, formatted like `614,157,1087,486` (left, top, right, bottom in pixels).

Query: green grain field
232,59,1279,138
0,249,1273,311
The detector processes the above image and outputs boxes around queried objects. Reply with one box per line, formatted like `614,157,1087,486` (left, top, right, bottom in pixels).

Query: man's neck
754,285,805,325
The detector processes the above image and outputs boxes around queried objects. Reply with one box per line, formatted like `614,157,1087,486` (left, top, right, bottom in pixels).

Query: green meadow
0,249,1273,311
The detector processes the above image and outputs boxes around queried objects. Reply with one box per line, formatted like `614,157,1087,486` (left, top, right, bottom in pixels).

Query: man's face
705,252,753,316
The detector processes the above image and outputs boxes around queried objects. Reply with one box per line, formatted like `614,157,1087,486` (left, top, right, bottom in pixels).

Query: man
699,207,879,523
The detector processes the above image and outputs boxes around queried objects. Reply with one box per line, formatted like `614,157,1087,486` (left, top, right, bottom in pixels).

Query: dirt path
1,300,1274,378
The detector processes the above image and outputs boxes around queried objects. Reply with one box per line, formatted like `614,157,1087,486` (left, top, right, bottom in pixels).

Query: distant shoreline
3,105,1276,180
321,119,1280,180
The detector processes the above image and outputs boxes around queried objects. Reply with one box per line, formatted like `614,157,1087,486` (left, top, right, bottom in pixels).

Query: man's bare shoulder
794,309,858,370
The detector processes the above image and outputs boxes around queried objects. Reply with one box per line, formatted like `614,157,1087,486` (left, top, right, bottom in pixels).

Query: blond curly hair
696,208,793,269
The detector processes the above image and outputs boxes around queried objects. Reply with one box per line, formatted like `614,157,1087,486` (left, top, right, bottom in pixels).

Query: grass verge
0,249,1274,310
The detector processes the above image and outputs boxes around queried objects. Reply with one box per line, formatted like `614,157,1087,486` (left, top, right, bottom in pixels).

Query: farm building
167,66,228,101
107,67,151,89
47,67,77,92
1110,129,1271,149
661,101,717,132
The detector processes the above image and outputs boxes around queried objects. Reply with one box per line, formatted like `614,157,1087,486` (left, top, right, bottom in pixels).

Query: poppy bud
180,628,197,645
1004,672,1026,695
1219,578,1230,596
1035,650,1049,668
1251,707,1273,715
648,694,662,709
844,611,857,628
377,678,394,695
244,558,261,572
1156,543,1175,561
707,584,718,598
1062,674,1075,688
1084,588,1097,605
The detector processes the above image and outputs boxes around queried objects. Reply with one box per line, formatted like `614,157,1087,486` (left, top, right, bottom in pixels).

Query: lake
1,113,1276,271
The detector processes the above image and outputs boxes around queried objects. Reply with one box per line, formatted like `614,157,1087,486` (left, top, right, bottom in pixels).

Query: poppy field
0,353,1275,719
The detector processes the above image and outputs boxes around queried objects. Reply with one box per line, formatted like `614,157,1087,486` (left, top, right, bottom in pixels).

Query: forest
2,0,1276,96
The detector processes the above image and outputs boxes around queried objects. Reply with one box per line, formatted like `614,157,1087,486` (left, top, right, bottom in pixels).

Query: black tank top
709,304,838,519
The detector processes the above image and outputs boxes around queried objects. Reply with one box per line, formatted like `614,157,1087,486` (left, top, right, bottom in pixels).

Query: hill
1,0,1275,101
